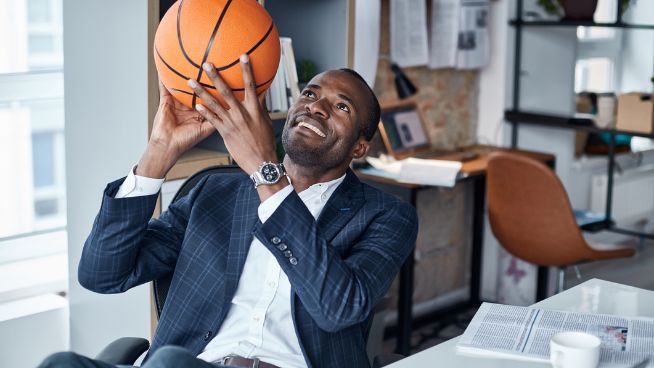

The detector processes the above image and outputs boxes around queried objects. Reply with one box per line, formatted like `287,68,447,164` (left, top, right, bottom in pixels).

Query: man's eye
302,90,315,98
337,103,350,113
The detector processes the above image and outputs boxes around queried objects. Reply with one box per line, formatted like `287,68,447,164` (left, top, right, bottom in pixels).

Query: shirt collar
302,174,347,196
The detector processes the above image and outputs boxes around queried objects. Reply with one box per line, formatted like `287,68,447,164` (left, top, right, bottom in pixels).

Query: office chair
94,165,403,367
486,152,635,301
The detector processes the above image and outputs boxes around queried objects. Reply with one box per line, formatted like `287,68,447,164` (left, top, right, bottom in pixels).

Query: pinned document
390,0,429,67
429,0,490,70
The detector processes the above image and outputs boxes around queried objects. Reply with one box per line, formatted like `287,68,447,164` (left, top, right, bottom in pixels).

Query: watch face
261,163,280,182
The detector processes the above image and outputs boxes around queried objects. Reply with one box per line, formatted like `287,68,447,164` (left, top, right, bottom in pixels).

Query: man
41,55,418,368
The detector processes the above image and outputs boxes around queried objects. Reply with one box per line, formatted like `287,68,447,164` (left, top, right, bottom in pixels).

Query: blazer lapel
316,169,365,247
222,180,260,304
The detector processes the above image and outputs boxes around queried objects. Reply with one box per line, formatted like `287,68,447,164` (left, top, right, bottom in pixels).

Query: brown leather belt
216,355,280,368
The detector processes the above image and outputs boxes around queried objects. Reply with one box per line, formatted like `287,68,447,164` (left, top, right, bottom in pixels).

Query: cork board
373,0,479,151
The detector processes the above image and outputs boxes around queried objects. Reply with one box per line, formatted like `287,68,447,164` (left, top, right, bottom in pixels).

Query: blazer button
283,250,293,258
203,331,212,341
289,257,298,265
277,243,288,251
271,236,281,245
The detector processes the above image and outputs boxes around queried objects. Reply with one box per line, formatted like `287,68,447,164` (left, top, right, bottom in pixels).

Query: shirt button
271,236,281,245
321,194,327,201
289,257,298,265
268,281,276,288
277,243,288,251
203,331,212,341
253,315,261,322
283,250,293,258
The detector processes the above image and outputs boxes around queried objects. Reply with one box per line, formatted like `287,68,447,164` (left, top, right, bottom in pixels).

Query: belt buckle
251,357,260,368
219,354,236,365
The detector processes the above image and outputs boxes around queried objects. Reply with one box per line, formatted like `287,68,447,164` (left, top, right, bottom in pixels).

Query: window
0,0,66,272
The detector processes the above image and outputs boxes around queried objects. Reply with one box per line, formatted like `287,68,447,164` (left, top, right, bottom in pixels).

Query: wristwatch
250,161,287,188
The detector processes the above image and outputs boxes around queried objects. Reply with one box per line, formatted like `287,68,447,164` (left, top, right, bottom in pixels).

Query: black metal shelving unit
506,0,654,242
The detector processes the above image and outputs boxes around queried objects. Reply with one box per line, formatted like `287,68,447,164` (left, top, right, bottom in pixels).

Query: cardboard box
616,93,654,134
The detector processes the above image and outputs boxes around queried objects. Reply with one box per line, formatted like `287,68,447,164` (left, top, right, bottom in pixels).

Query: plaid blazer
79,169,418,367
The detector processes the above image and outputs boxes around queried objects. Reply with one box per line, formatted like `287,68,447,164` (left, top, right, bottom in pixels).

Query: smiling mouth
298,121,326,138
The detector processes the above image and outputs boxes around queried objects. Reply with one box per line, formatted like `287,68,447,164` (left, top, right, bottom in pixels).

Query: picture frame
378,100,431,160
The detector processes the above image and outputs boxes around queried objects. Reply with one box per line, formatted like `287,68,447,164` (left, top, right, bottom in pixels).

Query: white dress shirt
115,167,346,367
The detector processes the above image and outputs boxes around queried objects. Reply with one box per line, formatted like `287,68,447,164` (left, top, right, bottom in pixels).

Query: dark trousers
39,346,237,368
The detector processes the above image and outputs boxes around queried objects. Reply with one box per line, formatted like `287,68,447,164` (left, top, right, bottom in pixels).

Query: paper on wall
429,0,490,70
429,0,460,69
390,0,429,67
455,0,490,69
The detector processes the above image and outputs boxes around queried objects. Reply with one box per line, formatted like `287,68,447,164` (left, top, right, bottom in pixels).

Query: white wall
0,295,68,368
478,0,584,302
64,0,152,356
619,1,654,93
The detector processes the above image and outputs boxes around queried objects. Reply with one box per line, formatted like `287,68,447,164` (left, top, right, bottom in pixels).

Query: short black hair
339,68,380,141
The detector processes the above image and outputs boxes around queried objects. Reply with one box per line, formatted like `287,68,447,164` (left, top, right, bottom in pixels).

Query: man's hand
137,81,215,178
188,54,278,176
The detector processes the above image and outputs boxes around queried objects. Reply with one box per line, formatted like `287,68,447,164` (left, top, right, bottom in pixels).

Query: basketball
154,0,280,108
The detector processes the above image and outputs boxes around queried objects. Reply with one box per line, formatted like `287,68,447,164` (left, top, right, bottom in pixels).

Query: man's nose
305,98,329,118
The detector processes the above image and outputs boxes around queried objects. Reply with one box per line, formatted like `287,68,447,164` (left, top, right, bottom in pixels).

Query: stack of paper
365,156,462,187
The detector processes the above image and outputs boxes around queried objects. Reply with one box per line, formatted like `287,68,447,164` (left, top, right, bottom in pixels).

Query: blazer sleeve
252,191,418,333
78,176,209,293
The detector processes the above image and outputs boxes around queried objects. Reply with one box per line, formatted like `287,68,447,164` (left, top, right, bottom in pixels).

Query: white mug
550,331,601,368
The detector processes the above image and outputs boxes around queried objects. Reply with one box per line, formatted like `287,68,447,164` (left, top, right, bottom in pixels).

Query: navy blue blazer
79,169,418,367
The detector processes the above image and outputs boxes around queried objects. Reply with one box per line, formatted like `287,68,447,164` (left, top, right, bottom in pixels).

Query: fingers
195,104,223,132
239,54,257,104
258,90,268,111
199,119,216,140
158,79,171,100
187,78,228,118
202,62,240,109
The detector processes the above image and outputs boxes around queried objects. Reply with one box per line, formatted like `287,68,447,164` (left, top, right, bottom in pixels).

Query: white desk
388,279,654,367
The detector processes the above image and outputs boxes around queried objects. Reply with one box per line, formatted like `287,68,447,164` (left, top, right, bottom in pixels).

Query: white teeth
298,122,326,137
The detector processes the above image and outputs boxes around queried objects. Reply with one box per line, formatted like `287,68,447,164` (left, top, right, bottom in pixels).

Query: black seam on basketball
171,88,194,96
214,22,275,72
193,0,233,108
176,0,201,69
156,47,274,96
156,48,215,90
167,76,274,98
231,75,275,91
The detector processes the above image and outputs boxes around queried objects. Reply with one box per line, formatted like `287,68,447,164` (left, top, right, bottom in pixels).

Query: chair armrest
95,337,150,365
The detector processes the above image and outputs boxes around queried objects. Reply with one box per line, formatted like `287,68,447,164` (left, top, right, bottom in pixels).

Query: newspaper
429,0,489,70
390,0,429,67
457,303,654,367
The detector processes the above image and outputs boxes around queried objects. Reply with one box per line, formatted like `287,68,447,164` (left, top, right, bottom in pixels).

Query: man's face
282,70,370,170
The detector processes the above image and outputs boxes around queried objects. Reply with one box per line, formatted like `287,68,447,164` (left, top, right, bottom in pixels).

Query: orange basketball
154,0,280,108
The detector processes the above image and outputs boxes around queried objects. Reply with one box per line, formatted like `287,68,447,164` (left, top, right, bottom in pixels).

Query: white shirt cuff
257,184,294,223
114,165,165,198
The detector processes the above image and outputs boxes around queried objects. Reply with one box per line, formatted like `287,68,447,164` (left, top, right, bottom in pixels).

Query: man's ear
351,137,369,159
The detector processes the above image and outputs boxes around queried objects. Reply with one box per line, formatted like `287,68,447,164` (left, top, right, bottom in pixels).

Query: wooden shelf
166,148,230,181
504,110,654,139
509,19,654,30
269,111,288,121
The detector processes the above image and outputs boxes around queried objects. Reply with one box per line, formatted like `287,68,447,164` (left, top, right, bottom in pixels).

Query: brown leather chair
486,152,634,300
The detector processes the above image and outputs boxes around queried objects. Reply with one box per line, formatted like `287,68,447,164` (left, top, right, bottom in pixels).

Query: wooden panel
165,148,231,181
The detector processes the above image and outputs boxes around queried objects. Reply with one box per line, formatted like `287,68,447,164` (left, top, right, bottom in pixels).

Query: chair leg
536,266,549,301
557,267,566,294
